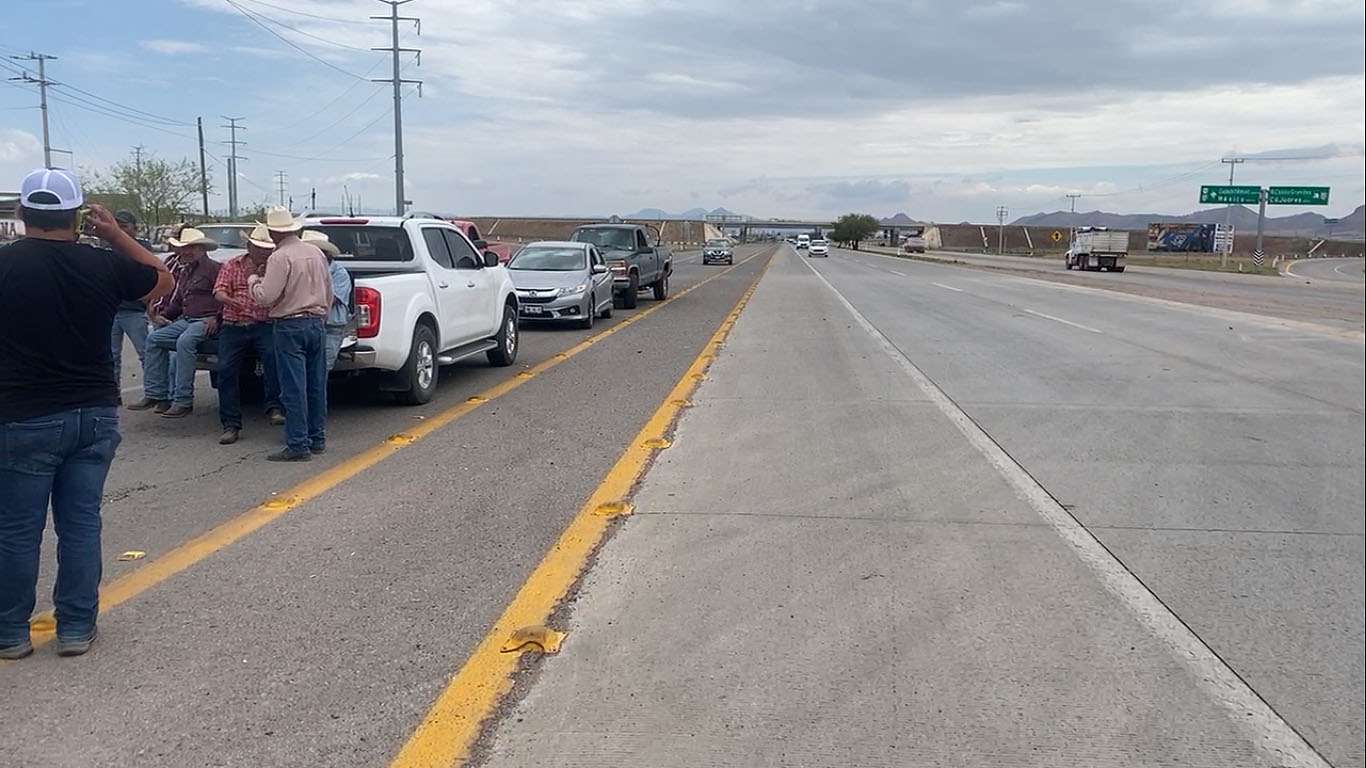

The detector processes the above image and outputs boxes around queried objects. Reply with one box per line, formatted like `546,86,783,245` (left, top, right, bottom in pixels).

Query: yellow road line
388,250,775,768
18,247,775,652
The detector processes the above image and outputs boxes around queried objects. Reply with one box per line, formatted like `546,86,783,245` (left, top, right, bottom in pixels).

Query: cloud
139,39,207,55
323,172,384,185
807,179,912,205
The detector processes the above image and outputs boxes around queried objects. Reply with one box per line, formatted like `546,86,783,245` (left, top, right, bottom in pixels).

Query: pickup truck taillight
355,286,381,338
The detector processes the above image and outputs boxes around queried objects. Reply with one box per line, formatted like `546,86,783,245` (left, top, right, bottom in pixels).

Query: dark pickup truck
569,222,672,309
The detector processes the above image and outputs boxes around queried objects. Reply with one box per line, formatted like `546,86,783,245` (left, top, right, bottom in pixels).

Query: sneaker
56,628,97,657
0,640,33,660
161,404,193,419
266,408,286,426
127,397,168,412
267,448,312,462
219,428,241,445
309,442,326,455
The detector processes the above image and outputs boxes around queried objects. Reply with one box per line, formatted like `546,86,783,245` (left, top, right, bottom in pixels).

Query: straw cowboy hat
300,229,340,257
263,205,302,233
166,227,219,250
247,224,275,249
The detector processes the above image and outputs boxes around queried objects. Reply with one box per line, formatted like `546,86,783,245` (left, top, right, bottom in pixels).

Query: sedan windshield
509,247,586,271
198,226,249,248
572,228,635,251
707,239,729,247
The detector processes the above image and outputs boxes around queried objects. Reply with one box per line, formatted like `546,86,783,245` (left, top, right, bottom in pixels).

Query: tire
652,271,669,301
599,298,613,319
1065,261,1073,270
621,274,639,309
578,293,596,329
395,324,438,405
487,303,519,366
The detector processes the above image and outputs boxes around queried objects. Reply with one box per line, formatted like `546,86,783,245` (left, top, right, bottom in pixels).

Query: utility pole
372,0,423,216
275,170,289,207
221,117,247,218
133,144,145,174
1253,187,1267,268
1065,193,1081,253
995,205,1008,255
1219,156,1244,268
196,117,210,217
8,52,63,168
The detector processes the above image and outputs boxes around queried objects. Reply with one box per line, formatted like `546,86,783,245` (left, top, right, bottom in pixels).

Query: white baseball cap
19,168,84,211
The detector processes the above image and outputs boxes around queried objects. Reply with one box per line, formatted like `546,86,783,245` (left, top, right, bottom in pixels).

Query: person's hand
204,317,220,336
84,204,121,241
247,274,261,286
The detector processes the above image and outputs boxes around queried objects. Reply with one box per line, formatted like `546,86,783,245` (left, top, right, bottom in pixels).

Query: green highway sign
1267,186,1330,206
1200,185,1261,205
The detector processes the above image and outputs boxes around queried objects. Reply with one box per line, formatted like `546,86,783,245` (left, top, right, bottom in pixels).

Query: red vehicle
450,220,514,264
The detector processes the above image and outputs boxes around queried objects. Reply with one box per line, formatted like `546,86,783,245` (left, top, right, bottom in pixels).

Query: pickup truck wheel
487,304,518,366
621,275,639,309
652,271,669,301
396,325,438,405
578,293,595,329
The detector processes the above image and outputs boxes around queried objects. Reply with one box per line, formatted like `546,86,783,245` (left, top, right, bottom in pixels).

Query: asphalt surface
883,248,1366,330
482,246,1364,767
1286,257,1366,285
0,246,773,767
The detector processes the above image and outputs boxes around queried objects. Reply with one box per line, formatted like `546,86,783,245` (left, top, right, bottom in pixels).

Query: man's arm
86,204,173,303
250,250,289,307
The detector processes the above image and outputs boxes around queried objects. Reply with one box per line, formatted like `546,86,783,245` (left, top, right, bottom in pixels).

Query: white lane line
1024,308,1103,334
932,282,963,292
887,269,907,277
798,254,1331,768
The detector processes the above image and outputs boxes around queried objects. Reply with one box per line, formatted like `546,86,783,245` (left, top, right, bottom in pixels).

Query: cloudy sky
3,0,1364,223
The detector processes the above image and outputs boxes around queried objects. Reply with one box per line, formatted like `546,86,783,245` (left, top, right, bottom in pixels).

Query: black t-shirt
0,237,159,423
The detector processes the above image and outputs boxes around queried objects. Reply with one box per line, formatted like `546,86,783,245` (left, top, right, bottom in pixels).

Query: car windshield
571,228,635,250
301,226,413,261
706,239,729,247
197,226,249,248
509,246,586,271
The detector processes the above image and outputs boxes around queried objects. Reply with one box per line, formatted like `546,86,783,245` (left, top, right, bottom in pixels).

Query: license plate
522,305,544,315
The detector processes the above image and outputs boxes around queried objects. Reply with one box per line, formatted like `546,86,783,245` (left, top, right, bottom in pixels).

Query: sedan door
589,246,612,314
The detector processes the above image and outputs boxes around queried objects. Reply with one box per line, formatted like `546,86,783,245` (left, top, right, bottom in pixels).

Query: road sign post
1253,188,1267,267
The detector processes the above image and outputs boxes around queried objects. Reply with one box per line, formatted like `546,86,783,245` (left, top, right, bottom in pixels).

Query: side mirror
591,263,608,275
482,250,500,268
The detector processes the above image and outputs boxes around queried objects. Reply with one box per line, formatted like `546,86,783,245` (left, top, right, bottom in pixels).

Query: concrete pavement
1286,257,1366,285
0,248,772,767
481,246,1363,767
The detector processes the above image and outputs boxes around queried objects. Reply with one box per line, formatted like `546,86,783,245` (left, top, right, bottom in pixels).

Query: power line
220,0,371,80
232,3,377,52
252,58,387,137
236,0,371,25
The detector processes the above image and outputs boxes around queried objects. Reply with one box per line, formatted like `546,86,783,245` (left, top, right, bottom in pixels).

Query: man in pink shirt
248,207,332,462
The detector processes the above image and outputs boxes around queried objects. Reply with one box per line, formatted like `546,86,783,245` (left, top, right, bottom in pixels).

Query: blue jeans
217,323,281,429
273,317,327,453
144,317,211,406
324,328,346,372
110,308,149,384
0,407,121,646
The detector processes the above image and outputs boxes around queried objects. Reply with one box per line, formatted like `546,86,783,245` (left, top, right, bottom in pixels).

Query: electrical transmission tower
275,170,289,207
372,0,423,216
221,117,247,218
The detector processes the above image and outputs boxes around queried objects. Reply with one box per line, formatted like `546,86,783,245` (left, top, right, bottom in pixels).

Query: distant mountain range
626,207,737,220
1012,204,1365,239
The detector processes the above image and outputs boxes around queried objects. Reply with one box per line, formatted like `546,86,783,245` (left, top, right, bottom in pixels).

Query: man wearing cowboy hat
129,227,222,418
301,230,354,371
212,225,285,445
250,207,332,462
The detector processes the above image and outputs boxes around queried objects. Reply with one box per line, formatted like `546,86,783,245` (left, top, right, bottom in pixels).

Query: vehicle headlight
557,283,588,297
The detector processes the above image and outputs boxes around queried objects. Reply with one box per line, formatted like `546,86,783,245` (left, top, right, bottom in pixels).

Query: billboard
1148,222,1217,252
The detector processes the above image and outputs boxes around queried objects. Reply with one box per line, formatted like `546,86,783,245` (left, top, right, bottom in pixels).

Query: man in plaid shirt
211,225,284,445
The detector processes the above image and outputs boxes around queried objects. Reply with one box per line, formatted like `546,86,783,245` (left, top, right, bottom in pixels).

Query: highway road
3,243,1363,768
481,246,1364,767
888,248,1366,330
1287,257,1366,285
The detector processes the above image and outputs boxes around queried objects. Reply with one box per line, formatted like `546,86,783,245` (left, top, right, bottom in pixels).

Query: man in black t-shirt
0,169,173,660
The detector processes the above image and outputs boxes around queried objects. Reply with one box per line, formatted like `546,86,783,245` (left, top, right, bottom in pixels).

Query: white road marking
1024,308,1103,334
798,253,1332,768
932,282,963,292
887,269,907,277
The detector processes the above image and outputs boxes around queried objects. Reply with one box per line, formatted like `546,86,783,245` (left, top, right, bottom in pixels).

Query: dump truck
1065,227,1128,272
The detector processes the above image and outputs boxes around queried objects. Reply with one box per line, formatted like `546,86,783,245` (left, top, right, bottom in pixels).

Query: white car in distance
809,239,830,257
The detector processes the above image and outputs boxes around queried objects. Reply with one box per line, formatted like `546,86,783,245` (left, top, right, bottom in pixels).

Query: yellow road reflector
500,626,565,655
642,437,672,449
516,371,534,379
690,373,706,382
386,433,417,445
261,496,297,511
29,615,55,632
116,550,146,562
668,399,691,408
466,395,489,404
593,500,633,518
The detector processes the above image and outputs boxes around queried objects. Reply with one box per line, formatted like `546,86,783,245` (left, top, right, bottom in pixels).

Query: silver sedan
507,241,615,329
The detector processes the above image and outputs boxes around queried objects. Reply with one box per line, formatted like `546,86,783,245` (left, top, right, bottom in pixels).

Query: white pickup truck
302,215,520,404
